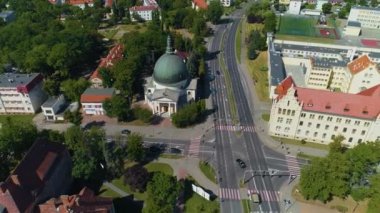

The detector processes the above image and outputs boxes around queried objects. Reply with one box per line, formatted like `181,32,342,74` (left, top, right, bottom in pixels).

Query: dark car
169,148,182,154
236,159,246,168
216,70,221,75
121,129,131,135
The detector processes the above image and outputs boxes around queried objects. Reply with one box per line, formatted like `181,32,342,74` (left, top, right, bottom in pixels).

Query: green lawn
261,113,270,122
272,136,330,151
236,20,242,63
275,34,336,44
199,161,216,184
241,199,251,213
99,185,121,198
184,193,219,213
111,176,148,201
144,162,173,176
278,15,317,37
0,114,34,126
247,51,269,101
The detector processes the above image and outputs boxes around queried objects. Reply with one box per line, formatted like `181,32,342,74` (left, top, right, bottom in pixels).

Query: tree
358,0,368,6
198,58,206,77
249,30,266,51
61,78,90,102
338,9,347,19
126,133,145,161
144,172,182,213
124,164,150,192
206,0,223,24
371,0,379,7
103,95,131,121
329,135,345,154
263,11,276,33
0,118,38,180
64,110,83,126
172,101,206,128
322,3,332,14
133,107,153,123
72,147,98,180
99,67,113,87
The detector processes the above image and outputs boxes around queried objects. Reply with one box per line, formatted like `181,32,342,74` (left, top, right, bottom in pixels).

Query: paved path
103,181,129,197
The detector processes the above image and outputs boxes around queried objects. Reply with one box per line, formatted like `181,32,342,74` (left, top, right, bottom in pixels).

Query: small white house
41,95,67,121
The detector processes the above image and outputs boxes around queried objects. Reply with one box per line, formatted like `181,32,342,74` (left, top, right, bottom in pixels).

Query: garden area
0,114,34,126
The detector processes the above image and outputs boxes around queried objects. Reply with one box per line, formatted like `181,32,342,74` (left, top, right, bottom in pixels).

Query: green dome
153,53,189,88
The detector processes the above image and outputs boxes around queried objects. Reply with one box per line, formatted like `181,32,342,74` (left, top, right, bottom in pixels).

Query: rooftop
351,6,380,12
193,0,208,9
276,76,380,120
0,73,41,88
311,57,348,68
130,5,158,11
269,51,286,86
347,55,375,74
80,88,115,103
347,21,361,28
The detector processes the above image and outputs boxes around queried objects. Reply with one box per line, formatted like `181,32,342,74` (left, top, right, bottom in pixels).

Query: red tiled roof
66,0,94,5
193,0,208,9
276,76,380,120
275,76,295,99
130,5,158,11
80,94,113,103
90,44,124,80
347,55,374,75
38,187,114,213
0,140,68,213
105,0,113,7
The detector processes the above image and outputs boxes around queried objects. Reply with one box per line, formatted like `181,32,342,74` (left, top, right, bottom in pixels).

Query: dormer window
325,103,331,109
363,106,368,114
307,100,313,107
344,104,350,112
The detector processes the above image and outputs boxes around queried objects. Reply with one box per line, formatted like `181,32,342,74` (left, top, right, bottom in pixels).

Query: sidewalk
103,181,129,197
237,21,328,158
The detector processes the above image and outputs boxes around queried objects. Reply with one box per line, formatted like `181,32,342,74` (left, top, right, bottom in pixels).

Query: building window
45,110,52,114
314,132,318,137
348,137,353,143
276,126,281,131
318,115,323,120
301,113,306,118
299,121,303,126
336,118,342,123
282,109,286,114
291,110,295,116
287,110,291,115
361,130,366,135
316,124,320,129
278,108,281,114
285,127,290,132
331,135,335,139
354,121,360,126
364,122,370,127
297,129,301,134
286,119,292,124
310,114,315,119
327,117,333,122
343,127,348,133
322,133,326,138
306,131,310,136
308,122,312,127
358,139,362,143
345,119,351,124
277,117,283,123
325,125,329,130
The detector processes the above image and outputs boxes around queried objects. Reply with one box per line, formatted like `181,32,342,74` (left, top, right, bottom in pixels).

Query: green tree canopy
206,0,224,24
61,78,90,102
322,3,332,14
126,133,145,162
103,95,131,121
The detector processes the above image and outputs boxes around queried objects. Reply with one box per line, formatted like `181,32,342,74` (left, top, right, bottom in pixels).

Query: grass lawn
241,199,251,213
184,193,219,213
261,113,270,122
277,15,317,37
272,136,330,151
144,162,173,176
235,20,242,63
247,51,269,101
292,185,368,213
111,176,148,201
159,154,184,159
99,23,148,40
0,114,34,126
275,34,336,44
199,161,217,184
99,184,121,198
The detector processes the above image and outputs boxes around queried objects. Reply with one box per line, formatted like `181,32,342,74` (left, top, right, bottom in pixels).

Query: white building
269,76,380,147
80,88,115,115
129,0,159,22
144,36,197,117
288,0,302,15
220,0,232,7
348,7,380,29
0,73,47,114
41,95,67,121
344,21,361,36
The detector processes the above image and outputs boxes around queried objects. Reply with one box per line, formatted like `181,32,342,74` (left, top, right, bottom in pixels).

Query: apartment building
269,76,380,147
348,7,380,29
80,88,115,115
129,0,159,22
304,55,380,93
0,73,47,114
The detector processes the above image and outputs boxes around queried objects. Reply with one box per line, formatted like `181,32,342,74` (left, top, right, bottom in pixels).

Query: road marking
247,189,280,202
286,155,301,176
215,125,255,132
187,136,202,158
219,188,241,200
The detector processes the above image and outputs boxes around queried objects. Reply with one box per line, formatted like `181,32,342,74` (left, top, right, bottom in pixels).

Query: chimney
10,175,20,186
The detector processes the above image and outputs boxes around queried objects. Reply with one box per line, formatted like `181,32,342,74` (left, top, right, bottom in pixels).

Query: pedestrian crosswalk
215,125,255,132
285,155,301,176
188,136,201,158
219,188,241,200
247,189,280,202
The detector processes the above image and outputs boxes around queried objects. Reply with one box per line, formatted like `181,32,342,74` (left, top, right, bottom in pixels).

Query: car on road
236,159,246,168
121,129,131,135
169,148,182,154
216,70,221,75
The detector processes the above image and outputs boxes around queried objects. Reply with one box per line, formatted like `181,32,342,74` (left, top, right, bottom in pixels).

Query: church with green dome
144,36,198,117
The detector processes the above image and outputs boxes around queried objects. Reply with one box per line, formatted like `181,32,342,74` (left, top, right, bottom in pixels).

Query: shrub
172,101,206,128
133,107,153,123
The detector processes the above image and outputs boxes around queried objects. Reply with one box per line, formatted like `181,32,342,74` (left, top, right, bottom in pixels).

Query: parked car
121,129,131,135
236,159,246,168
169,148,182,154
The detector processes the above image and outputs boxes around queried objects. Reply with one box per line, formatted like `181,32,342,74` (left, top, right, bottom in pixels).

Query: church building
144,36,197,117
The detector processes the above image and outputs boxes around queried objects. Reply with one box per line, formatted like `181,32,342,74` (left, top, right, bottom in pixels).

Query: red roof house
0,140,72,213
192,0,208,10
347,55,375,75
38,187,114,213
